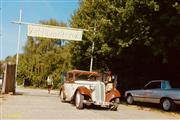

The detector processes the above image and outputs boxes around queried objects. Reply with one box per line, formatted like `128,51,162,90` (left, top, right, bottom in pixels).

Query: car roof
149,80,168,83
67,70,99,76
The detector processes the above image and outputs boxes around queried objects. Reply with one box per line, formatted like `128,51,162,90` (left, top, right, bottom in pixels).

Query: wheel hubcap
127,96,133,104
163,100,170,110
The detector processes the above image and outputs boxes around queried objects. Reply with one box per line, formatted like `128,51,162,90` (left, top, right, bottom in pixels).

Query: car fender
59,85,66,97
76,86,91,98
125,91,132,98
106,89,121,102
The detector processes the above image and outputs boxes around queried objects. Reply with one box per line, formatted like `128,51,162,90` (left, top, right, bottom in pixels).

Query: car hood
75,80,103,85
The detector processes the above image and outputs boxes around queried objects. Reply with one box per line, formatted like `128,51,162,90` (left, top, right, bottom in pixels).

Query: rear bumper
83,100,116,108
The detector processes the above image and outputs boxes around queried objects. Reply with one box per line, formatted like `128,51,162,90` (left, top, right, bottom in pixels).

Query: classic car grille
93,82,105,103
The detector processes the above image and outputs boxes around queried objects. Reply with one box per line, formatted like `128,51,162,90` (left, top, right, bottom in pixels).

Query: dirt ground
1,87,180,120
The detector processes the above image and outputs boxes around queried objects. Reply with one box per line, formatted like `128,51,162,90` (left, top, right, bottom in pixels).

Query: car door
143,81,161,103
63,73,76,101
64,83,75,100
131,89,146,102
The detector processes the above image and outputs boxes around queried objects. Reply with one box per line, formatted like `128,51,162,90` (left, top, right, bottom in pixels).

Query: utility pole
14,9,22,94
90,22,96,72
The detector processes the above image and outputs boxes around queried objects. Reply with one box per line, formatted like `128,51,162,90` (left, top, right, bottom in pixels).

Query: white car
59,70,121,110
125,80,180,111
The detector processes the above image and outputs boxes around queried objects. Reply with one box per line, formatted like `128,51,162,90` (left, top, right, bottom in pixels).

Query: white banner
27,24,83,41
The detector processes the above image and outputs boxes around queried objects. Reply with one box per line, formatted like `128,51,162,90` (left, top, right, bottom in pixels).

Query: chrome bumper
83,100,116,107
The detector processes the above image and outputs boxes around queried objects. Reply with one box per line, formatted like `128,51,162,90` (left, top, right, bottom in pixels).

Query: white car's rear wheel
75,91,84,109
161,98,175,111
127,95,134,105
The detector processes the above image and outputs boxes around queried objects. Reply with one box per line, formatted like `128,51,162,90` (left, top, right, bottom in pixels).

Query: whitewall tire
161,98,175,111
127,95,134,105
75,91,84,109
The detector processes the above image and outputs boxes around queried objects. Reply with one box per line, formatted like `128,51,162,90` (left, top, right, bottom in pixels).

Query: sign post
14,9,22,94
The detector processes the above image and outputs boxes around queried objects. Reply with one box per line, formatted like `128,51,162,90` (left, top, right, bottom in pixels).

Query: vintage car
59,70,121,110
125,80,180,111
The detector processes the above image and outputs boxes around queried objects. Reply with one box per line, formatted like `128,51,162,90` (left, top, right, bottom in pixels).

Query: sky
0,0,80,60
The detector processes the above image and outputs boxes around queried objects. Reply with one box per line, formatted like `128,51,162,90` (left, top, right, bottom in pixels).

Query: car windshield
76,73,99,81
144,81,161,89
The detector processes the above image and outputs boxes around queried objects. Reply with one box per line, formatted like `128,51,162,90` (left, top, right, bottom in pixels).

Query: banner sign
27,24,83,41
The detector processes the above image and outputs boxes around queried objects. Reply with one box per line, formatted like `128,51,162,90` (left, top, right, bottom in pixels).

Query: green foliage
70,0,180,91
0,61,4,75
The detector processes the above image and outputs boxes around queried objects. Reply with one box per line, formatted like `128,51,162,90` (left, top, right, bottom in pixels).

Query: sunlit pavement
1,87,180,120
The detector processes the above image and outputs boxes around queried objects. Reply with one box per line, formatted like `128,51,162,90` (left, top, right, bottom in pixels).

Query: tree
70,0,123,71
70,0,180,92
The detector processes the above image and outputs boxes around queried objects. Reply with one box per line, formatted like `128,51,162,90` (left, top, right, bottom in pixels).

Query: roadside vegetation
2,0,180,91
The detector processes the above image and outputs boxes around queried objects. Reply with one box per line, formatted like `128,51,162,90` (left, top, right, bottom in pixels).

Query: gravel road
1,87,180,120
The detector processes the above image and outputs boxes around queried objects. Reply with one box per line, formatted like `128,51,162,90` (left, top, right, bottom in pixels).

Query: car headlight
106,83,113,92
90,85,95,91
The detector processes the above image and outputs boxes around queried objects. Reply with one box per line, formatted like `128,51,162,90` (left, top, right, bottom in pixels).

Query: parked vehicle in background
125,80,180,111
59,70,121,110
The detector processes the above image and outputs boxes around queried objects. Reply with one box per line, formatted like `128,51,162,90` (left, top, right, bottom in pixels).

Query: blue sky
0,0,79,60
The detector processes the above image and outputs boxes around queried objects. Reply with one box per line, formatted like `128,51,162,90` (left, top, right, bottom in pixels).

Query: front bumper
83,100,117,108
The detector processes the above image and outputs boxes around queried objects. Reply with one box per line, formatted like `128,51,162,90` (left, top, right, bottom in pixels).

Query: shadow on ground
12,92,24,95
66,102,118,111
121,100,180,113
85,105,112,111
